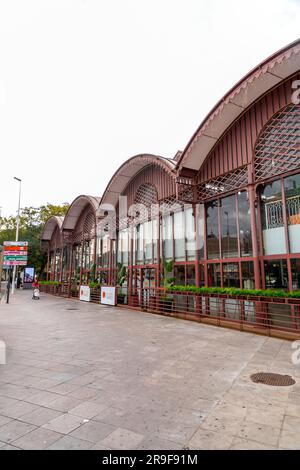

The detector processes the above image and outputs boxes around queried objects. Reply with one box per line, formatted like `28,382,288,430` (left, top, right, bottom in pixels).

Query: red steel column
46,246,50,281
194,203,200,288
248,163,261,289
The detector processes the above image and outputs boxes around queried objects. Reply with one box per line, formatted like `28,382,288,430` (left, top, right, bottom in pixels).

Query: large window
238,191,252,257
291,259,300,289
97,235,110,268
220,195,238,258
174,211,185,261
284,173,300,254
162,214,173,261
206,192,251,260
117,228,129,266
185,207,195,261
206,201,219,259
208,263,221,287
260,180,286,255
241,261,255,289
264,260,288,290
223,262,239,287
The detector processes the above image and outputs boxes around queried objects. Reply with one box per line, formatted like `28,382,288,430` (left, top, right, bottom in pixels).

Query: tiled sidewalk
0,290,300,450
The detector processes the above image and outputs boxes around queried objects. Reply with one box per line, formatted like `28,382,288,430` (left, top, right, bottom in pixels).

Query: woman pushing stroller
32,278,40,300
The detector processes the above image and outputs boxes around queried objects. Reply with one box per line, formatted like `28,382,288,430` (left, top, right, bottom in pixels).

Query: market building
41,40,300,337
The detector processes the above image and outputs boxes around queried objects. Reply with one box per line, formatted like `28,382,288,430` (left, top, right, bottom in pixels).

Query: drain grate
250,372,295,387
66,308,79,311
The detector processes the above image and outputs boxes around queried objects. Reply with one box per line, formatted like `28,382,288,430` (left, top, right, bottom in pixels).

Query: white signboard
79,285,90,302
101,286,116,306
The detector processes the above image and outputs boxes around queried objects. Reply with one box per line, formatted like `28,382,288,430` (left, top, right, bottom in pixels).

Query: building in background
41,40,300,296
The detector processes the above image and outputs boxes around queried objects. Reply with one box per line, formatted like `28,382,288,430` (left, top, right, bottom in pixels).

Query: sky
0,0,299,217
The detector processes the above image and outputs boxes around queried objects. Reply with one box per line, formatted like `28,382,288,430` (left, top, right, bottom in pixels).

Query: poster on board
80,285,90,302
24,267,35,284
101,286,116,306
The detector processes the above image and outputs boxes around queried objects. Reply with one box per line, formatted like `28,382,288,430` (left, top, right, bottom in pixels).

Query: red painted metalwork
41,42,300,339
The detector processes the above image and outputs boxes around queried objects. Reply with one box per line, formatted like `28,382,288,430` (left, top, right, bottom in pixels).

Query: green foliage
89,263,97,283
39,280,61,286
162,259,175,287
88,281,100,289
117,262,127,286
165,285,300,299
0,202,69,276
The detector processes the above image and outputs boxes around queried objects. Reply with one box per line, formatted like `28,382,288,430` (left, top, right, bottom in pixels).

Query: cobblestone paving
0,290,300,450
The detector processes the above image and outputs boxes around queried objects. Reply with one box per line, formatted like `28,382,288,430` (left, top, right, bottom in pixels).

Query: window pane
136,224,144,264
174,265,185,285
264,260,288,289
220,195,238,258
162,214,173,260
145,221,152,263
185,207,195,261
223,263,240,287
208,263,221,287
261,180,286,255
186,265,195,286
238,191,253,257
152,219,158,262
197,204,205,259
291,259,300,290
206,201,219,259
241,261,255,289
174,211,185,261
284,173,300,253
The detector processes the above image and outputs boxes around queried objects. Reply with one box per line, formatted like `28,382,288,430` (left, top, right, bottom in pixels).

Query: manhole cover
66,308,78,311
250,372,295,387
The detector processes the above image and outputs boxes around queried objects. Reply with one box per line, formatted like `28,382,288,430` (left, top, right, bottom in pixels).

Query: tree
0,202,69,276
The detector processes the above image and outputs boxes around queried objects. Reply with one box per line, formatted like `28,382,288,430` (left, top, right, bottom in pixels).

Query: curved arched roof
178,39,300,174
61,195,100,231
100,154,176,208
41,216,64,241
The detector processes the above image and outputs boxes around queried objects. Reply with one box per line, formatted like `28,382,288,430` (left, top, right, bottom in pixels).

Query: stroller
32,282,40,300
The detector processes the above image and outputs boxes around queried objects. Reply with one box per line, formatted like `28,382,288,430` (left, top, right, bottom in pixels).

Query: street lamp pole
11,177,22,294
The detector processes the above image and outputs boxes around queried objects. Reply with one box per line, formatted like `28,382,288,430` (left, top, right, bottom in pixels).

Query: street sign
3,241,28,247
3,260,27,266
3,241,28,267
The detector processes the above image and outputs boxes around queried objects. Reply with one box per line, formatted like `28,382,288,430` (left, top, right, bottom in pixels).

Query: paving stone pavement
0,289,300,450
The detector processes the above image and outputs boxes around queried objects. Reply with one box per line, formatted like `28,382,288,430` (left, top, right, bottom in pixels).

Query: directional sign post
3,242,28,267
3,242,28,303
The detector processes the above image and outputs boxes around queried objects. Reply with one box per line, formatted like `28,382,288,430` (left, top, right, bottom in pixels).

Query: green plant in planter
117,263,127,304
88,281,100,289
89,263,97,284
117,262,127,286
75,266,80,284
165,285,300,299
160,259,175,304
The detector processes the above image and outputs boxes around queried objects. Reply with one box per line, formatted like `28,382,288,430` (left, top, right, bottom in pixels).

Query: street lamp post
11,177,22,294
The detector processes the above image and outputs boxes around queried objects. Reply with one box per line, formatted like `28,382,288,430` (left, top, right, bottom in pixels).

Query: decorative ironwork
287,194,300,224
177,177,194,203
134,183,158,207
265,199,284,229
264,194,300,229
196,166,248,202
254,104,300,181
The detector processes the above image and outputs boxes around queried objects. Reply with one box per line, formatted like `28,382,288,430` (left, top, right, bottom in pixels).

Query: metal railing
40,284,300,340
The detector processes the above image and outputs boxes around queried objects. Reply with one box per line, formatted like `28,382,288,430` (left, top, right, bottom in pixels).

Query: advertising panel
100,286,116,306
80,285,91,302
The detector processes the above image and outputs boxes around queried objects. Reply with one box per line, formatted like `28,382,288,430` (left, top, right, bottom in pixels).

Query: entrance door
130,268,157,307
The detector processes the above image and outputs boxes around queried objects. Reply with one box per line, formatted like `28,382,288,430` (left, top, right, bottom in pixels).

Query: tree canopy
0,203,69,275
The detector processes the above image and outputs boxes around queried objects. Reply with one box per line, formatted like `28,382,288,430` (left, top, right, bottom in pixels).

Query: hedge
166,285,300,299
